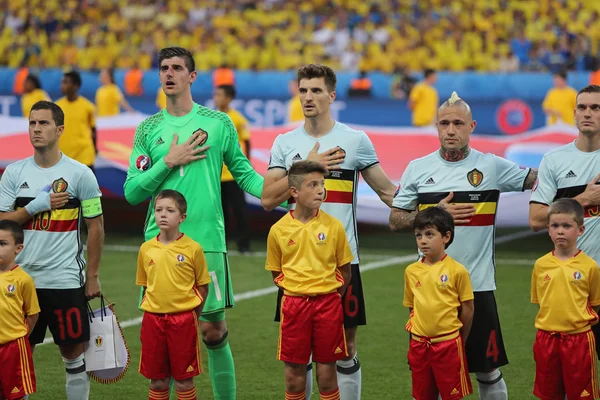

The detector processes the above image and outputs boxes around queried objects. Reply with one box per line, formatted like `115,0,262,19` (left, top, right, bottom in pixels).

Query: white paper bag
85,298,130,384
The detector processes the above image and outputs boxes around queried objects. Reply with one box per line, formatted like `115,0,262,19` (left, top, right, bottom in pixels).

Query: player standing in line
0,221,40,400
404,207,474,400
0,101,104,400
530,199,600,400
266,160,353,400
136,190,210,400
261,64,397,400
124,47,266,400
389,92,538,400
529,84,600,357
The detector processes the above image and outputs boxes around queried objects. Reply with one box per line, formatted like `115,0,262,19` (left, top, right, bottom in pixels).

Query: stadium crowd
2,0,600,73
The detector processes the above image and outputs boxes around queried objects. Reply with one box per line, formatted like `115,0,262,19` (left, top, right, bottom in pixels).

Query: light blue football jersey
0,155,102,289
530,141,600,262
393,149,530,291
268,122,379,264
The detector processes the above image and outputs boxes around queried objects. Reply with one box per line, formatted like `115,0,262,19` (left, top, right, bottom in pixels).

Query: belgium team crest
52,178,68,193
467,169,484,188
192,128,208,146
95,335,103,347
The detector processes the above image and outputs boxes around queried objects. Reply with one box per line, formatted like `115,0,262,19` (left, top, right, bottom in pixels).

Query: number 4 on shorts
486,330,499,362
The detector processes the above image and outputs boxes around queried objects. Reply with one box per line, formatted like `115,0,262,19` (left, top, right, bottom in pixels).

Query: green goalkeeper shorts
201,252,235,315
137,252,234,315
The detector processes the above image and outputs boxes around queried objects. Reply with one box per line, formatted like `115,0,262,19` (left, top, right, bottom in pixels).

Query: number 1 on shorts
209,271,222,301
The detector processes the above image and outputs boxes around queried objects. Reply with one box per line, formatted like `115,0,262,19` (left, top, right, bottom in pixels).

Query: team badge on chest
192,128,208,146
467,169,484,187
52,177,69,193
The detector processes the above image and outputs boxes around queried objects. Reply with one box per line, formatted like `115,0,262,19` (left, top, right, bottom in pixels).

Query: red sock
320,388,340,400
149,388,169,400
285,389,306,400
177,387,197,400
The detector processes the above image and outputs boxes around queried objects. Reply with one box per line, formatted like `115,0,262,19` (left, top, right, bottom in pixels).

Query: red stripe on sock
177,387,197,400
285,390,306,400
149,389,169,400
320,388,340,400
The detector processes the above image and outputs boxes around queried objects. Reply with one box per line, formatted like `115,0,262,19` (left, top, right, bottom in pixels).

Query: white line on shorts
39,230,539,346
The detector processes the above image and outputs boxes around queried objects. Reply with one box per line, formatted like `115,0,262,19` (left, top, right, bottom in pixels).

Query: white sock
337,353,361,400
306,362,313,400
476,369,508,400
63,354,90,400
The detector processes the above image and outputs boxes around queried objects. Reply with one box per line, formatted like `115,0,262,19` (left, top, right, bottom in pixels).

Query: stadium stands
2,0,599,72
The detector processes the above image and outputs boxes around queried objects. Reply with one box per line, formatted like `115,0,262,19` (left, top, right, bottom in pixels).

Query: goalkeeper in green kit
124,47,264,400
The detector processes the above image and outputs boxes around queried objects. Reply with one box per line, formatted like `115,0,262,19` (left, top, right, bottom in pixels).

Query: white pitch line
40,230,539,346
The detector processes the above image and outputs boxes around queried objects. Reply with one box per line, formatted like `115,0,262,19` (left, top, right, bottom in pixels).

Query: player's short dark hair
297,64,337,92
158,47,195,72
288,160,328,189
155,189,187,214
0,220,24,245
217,84,236,99
577,85,600,99
424,69,436,78
25,74,42,89
553,70,567,80
30,101,64,126
548,198,584,227
413,207,455,249
63,71,82,88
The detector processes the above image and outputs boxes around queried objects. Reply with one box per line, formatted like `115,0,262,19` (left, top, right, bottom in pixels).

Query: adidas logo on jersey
450,388,459,395
149,259,155,266
415,281,421,287
544,274,551,281
186,365,194,373
334,347,342,354
155,137,165,145
11,387,20,394
581,389,590,397
19,182,29,189
287,239,296,246
565,170,577,178
425,177,435,185
292,153,302,161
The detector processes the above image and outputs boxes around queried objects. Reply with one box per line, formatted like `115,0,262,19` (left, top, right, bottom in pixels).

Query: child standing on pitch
136,190,211,400
265,160,354,400
403,207,474,400
531,198,600,400
0,220,40,400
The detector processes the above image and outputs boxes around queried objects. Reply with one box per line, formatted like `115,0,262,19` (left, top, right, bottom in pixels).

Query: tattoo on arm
390,209,418,231
523,168,538,190
439,145,470,162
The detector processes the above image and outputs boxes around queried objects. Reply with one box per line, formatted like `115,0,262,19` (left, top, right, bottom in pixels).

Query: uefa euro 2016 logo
176,254,185,266
317,232,326,241
438,274,449,289
572,271,583,285
6,284,15,296
136,155,151,171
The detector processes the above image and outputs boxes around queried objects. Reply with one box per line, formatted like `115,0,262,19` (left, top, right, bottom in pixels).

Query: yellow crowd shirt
221,108,251,182
0,266,40,344
409,82,438,126
403,255,474,338
136,234,211,314
531,250,600,333
265,210,354,295
156,87,166,110
95,83,123,116
21,89,50,118
542,86,577,125
55,96,96,166
287,94,304,122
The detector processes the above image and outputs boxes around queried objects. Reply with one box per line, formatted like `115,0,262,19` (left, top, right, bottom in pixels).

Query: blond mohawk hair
448,91,462,106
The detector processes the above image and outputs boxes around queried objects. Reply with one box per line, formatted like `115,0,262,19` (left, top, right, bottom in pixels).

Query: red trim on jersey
290,210,295,219
23,218,78,232
176,233,184,241
10,264,19,271
456,213,495,227
441,254,448,261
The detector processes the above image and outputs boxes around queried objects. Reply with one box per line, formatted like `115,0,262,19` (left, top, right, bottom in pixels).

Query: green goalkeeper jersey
124,103,264,252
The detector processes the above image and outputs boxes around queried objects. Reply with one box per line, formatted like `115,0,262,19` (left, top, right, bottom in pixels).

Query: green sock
168,378,175,399
205,332,236,400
